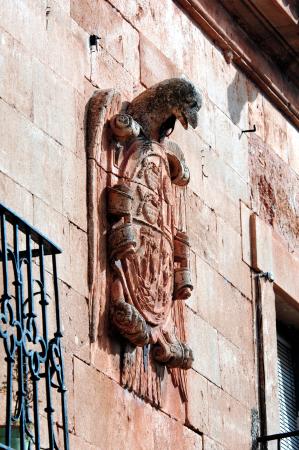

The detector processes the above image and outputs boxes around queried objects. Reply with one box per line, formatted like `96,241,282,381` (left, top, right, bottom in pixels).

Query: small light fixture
89,34,100,52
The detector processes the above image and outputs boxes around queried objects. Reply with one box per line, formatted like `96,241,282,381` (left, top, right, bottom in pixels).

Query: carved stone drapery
87,78,202,406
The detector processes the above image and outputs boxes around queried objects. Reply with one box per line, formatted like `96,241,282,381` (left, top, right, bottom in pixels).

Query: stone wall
0,1,298,449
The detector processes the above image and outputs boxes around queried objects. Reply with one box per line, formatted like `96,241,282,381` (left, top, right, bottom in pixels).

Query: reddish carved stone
87,78,202,406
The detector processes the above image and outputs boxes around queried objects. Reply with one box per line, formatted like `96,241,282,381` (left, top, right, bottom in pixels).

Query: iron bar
258,429,299,449
1,213,12,448
39,240,54,450
0,203,69,450
0,205,61,256
13,223,26,450
52,255,62,339
258,429,299,442
0,214,9,300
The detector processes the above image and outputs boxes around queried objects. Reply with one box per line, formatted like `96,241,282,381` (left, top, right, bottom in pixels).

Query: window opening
276,328,299,450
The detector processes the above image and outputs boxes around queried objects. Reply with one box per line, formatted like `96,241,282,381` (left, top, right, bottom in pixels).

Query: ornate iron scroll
0,204,69,450
87,78,202,406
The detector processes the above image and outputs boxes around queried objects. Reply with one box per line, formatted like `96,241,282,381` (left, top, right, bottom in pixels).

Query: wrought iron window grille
258,430,299,449
0,204,69,450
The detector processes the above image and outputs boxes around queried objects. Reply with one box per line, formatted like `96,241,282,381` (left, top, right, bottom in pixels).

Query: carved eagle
127,77,202,141
86,77,202,406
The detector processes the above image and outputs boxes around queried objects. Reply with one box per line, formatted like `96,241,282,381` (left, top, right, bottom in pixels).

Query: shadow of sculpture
227,71,257,126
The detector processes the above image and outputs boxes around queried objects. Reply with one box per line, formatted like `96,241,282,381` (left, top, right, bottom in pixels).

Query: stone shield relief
86,78,202,406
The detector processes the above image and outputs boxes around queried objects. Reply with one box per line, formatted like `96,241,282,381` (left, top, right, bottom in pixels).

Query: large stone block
218,334,256,408
120,15,140,80
60,282,90,363
33,195,69,251
140,33,180,87
69,433,98,450
214,107,249,183
202,147,250,220
193,256,253,352
91,337,121,385
171,121,237,232
217,217,252,299
0,0,46,59
108,0,207,93
33,59,77,150
247,79,265,142
185,250,198,313
0,171,34,223
69,223,88,297
185,307,220,386
250,213,274,273
203,435,225,450
90,45,134,101
202,154,242,234
263,96,288,163
70,0,139,80
251,213,299,301
71,0,122,62
170,126,205,198
195,94,216,150
74,357,128,448
0,99,64,212
205,42,248,130
287,120,299,176
272,236,299,302
44,1,90,94
160,370,186,423
184,22,207,94
207,382,252,449
186,369,209,434
75,81,95,159
33,196,70,281
74,357,201,449
186,191,218,269
0,29,33,118
62,149,87,231
58,0,70,13
153,412,203,450
249,133,299,253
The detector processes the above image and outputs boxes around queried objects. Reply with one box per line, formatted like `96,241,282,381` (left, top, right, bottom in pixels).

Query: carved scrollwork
153,334,194,370
110,301,150,347
110,113,141,142
107,184,133,217
166,141,191,186
0,298,22,361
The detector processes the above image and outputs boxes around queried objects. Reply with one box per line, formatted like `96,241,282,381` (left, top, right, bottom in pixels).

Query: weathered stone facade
0,1,298,449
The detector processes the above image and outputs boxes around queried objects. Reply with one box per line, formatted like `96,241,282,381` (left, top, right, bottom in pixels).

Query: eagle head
127,77,202,141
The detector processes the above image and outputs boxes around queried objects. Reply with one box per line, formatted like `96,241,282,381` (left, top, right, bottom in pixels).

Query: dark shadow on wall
227,71,258,125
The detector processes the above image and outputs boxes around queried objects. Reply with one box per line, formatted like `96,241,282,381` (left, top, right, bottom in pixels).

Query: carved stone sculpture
87,78,202,406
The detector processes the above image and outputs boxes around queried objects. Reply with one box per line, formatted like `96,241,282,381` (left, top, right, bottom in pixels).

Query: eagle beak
182,108,199,129
177,112,189,130
173,107,200,131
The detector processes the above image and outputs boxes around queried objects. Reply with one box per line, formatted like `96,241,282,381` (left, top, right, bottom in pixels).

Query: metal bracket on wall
255,271,274,282
241,124,256,135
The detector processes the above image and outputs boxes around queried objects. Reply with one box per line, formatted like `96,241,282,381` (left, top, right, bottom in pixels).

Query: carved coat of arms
87,78,202,406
